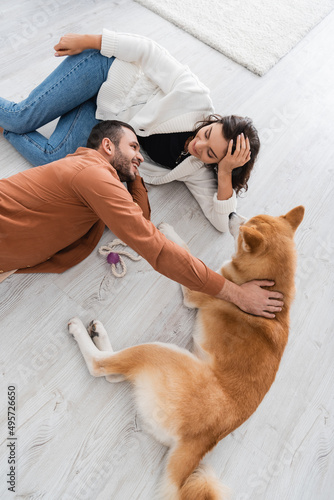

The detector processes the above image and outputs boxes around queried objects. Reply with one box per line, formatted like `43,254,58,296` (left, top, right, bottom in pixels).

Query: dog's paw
68,317,85,337
158,223,188,248
158,222,176,240
88,320,112,351
88,320,104,339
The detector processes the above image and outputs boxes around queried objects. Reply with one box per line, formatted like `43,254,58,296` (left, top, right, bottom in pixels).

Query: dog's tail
179,464,230,500
159,441,230,500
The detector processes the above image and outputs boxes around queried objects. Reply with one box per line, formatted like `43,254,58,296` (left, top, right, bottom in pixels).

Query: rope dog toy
98,239,142,278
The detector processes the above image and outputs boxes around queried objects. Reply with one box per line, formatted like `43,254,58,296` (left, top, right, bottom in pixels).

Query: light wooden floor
1,1,334,499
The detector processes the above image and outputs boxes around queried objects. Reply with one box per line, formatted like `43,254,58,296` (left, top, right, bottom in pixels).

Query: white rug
134,0,334,75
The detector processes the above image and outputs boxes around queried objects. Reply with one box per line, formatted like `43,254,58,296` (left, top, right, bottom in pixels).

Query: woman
0,30,260,232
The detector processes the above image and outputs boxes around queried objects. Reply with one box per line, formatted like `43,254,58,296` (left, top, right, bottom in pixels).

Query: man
0,120,283,318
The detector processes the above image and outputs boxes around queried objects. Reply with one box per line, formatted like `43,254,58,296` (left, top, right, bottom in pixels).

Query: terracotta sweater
0,148,225,295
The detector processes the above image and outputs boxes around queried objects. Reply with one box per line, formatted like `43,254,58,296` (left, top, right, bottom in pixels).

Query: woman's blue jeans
0,50,114,166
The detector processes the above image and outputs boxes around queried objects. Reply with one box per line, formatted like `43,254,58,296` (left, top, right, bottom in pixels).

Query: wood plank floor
0,1,334,499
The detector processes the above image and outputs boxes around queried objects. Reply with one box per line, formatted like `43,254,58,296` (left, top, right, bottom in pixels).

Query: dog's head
227,206,305,292
229,206,304,250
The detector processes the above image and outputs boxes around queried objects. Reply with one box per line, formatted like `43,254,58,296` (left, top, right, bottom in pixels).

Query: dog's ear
240,226,265,252
282,206,305,233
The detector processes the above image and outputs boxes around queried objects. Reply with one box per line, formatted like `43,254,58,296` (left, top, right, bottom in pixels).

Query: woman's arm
179,161,237,232
55,30,212,103
217,171,234,200
217,134,251,200
54,34,102,56
99,30,187,95
184,134,251,230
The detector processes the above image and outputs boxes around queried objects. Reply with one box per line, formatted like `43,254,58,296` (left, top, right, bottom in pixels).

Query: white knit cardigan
96,30,237,232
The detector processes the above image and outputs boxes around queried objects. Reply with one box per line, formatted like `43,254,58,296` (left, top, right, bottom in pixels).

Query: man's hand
218,133,251,175
54,34,102,57
216,279,284,319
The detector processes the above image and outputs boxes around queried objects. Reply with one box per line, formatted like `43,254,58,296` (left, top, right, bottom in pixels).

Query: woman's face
187,123,229,164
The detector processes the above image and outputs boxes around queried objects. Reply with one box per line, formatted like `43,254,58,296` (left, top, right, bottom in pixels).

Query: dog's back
190,206,305,432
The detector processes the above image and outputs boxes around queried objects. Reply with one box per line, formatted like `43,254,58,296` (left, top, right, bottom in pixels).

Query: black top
138,132,193,169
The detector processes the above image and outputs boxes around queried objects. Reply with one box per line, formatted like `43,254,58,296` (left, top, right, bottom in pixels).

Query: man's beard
113,147,136,182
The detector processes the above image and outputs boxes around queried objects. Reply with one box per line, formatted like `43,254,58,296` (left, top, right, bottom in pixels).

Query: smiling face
187,123,229,164
113,127,144,182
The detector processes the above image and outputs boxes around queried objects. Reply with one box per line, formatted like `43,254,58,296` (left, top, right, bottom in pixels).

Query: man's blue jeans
0,50,114,166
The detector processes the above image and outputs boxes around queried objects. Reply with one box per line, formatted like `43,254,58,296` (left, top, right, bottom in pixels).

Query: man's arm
72,165,225,297
126,175,151,221
72,167,283,317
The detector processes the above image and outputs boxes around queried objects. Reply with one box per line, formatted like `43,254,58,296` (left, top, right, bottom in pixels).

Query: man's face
113,128,144,182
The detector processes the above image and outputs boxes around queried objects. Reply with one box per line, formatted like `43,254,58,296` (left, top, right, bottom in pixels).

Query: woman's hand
54,34,102,57
218,133,251,175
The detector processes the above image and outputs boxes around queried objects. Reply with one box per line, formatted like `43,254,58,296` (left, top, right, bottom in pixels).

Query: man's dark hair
86,120,137,150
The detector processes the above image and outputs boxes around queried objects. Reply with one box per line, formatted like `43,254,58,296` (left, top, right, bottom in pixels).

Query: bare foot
0,126,4,135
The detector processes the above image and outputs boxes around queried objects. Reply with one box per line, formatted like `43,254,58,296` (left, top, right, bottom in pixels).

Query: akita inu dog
68,205,304,500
